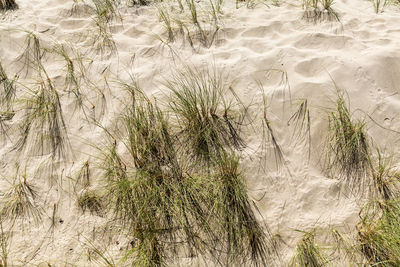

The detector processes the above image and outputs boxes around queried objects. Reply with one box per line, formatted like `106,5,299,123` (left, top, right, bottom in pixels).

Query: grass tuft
77,190,102,215
100,81,274,266
0,0,18,10
211,152,275,265
16,31,44,77
302,0,339,23
258,84,286,172
128,0,148,6
166,65,245,164
84,0,119,57
14,68,69,159
0,63,17,112
74,160,91,193
51,44,87,113
290,230,328,267
0,62,17,139
370,149,400,200
0,171,41,224
372,0,389,13
358,198,400,266
288,99,311,161
103,86,204,265
157,0,220,49
0,223,10,267
326,88,370,194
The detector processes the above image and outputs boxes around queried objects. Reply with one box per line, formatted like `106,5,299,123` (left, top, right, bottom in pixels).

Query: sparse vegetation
52,44,86,111
128,0,148,6
2,0,400,265
86,0,118,56
91,0,119,22
74,160,91,193
157,0,220,49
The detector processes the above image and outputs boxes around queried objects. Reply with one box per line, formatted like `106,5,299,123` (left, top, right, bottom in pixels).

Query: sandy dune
1,0,400,265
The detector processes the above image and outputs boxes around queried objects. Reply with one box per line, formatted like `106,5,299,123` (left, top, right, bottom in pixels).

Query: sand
1,0,400,265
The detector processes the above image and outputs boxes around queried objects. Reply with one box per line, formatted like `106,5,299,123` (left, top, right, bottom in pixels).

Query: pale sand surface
1,0,400,265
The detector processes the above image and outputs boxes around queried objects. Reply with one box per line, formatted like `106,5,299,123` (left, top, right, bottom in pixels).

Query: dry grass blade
287,99,311,160
258,84,286,172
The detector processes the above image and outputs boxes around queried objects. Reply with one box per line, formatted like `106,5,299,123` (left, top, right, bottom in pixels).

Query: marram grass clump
0,172,41,224
358,198,400,266
210,152,275,265
0,62,17,138
166,65,245,164
14,68,69,159
103,86,208,266
77,190,102,214
326,88,371,194
290,230,328,267
101,83,274,266
0,0,18,10
369,150,400,200
302,0,339,22
0,62,17,112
